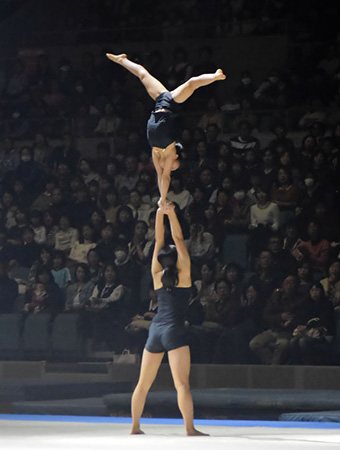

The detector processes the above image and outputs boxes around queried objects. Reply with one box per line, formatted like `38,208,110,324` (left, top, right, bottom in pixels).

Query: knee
138,67,148,81
174,380,190,393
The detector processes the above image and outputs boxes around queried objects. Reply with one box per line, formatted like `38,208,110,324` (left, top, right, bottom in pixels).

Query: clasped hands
158,199,175,214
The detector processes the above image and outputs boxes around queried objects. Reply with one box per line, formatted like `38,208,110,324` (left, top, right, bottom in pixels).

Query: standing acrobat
106,53,226,204
130,201,208,436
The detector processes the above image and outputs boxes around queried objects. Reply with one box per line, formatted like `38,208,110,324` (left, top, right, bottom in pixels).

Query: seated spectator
30,178,57,212
85,263,126,351
115,155,140,193
55,214,78,254
298,99,326,130
87,248,103,285
224,262,244,301
68,224,97,265
297,260,313,296
190,140,215,177
17,227,41,268
51,250,71,289
27,246,53,291
24,267,63,315
289,282,335,365
1,189,18,229
0,227,17,267
0,262,18,313
94,102,122,137
202,203,225,250
78,158,100,185
49,132,80,174
203,278,242,328
64,263,94,311
95,223,118,265
271,166,299,213
198,97,224,131
115,205,135,242
89,209,106,240
15,146,46,197
253,69,287,108
249,186,280,255
114,240,141,308
296,171,325,220
268,123,295,154
298,220,330,276
128,220,153,267
247,250,281,301
32,132,51,169
185,185,208,223
100,186,121,225
42,210,59,248
267,233,297,277
127,189,155,226
68,186,95,229
249,275,305,364
185,222,215,275
320,260,340,298
167,175,193,211
30,210,46,245
193,261,216,305
225,188,252,233
229,120,260,160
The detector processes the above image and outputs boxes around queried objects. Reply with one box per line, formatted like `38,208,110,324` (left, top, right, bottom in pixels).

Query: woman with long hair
106,53,225,204
130,201,207,436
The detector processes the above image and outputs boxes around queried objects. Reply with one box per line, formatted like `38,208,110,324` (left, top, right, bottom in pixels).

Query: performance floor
1,415,340,450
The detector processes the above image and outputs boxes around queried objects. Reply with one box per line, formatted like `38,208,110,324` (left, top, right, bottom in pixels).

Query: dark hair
161,266,179,292
74,263,91,282
157,245,177,267
53,249,67,265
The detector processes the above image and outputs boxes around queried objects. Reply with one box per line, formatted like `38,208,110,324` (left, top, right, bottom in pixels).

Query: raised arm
165,203,190,271
151,208,165,276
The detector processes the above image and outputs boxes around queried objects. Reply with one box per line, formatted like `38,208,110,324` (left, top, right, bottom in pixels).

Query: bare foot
215,69,226,81
130,428,145,435
186,428,210,436
106,53,127,64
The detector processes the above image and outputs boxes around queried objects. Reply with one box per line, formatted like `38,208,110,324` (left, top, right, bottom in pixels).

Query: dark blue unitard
146,91,179,149
145,286,191,353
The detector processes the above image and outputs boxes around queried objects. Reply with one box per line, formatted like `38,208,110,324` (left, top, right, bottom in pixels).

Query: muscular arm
151,208,165,276
167,208,190,272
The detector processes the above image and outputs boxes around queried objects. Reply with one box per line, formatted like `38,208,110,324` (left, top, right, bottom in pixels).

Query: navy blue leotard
145,286,191,353
146,91,179,149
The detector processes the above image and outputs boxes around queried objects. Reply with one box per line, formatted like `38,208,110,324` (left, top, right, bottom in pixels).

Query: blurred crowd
0,0,340,364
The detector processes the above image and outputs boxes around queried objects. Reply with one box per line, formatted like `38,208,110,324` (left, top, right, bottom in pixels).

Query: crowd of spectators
0,1,340,364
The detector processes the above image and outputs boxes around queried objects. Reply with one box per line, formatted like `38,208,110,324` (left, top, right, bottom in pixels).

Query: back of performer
153,285,190,324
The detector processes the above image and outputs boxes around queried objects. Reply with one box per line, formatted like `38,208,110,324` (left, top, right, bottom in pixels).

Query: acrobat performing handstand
106,53,226,205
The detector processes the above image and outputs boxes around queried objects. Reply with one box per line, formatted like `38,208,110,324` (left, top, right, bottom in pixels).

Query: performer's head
157,245,179,291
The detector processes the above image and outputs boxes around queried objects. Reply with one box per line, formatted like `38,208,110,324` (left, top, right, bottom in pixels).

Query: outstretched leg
106,53,167,100
171,69,226,104
131,349,164,434
168,346,209,436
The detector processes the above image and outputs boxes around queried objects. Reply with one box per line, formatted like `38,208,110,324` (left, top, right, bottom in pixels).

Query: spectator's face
101,226,113,241
106,191,117,205
222,177,232,191
329,262,340,279
217,192,228,206
82,226,93,240
197,141,207,157
307,222,319,240
285,225,297,239
60,216,70,230
206,126,218,141
125,157,138,174
226,268,239,283
52,189,62,204
282,276,297,294
134,222,147,237
259,251,272,269
76,266,86,282
216,281,230,299
104,265,116,284
43,213,54,228
256,190,268,203
297,263,310,280
80,160,91,174
91,211,103,226
23,230,34,243
118,209,130,223
53,256,63,270
303,136,316,151
201,264,213,282
217,159,227,172
263,150,274,165
204,204,215,219
280,152,291,166
107,162,117,176
278,169,288,184
181,129,191,143
200,170,212,185
129,191,141,208
268,237,282,254
40,249,51,264
310,285,322,301
218,143,229,158
274,126,285,138
87,251,99,266
2,193,13,208
38,272,50,285
193,188,203,201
